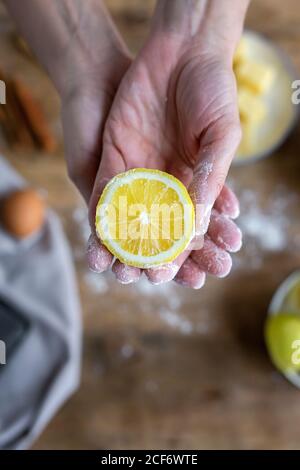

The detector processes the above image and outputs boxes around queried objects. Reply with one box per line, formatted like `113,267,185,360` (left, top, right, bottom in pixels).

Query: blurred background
1,0,300,450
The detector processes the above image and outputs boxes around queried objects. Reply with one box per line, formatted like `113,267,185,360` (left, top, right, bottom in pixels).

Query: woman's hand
87,0,249,288
5,0,249,289
60,46,131,202
4,0,132,202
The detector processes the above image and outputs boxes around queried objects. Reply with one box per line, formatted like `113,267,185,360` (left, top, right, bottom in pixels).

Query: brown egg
1,188,45,239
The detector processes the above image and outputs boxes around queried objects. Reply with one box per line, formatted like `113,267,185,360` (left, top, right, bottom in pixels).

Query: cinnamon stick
11,78,57,153
0,67,57,153
0,69,35,149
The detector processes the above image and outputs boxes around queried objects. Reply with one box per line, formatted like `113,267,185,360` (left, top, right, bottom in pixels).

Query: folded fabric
0,156,81,449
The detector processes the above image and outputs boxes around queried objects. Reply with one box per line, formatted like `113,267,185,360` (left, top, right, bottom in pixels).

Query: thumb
189,116,241,238
88,147,126,230
86,148,126,274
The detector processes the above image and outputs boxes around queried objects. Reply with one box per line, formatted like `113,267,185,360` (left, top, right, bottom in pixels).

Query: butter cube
235,60,275,95
233,38,248,67
238,121,255,156
238,86,267,124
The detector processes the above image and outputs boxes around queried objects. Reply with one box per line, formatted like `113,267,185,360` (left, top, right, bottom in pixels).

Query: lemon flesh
95,169,195,268
265,313,300,374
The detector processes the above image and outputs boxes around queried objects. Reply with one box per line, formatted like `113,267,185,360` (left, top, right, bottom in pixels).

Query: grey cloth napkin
0,156,82,449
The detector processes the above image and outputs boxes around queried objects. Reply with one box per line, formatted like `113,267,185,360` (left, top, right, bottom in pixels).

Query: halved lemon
95,169,195,268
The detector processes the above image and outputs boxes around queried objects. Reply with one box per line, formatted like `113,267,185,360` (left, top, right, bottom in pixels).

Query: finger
145,262,180,285
87,147,127,268
86,234,113,273
174,258,206,290
62,94,110,205
189,233,205,251
208,209,242,253
214,185,240,219
145,250,190,285
191,236,232,278
88,144,127,229
112,260,141,284
189,113,241,237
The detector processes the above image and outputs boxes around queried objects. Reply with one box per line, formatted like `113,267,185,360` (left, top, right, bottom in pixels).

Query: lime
281,282,300,314
265,313,300,373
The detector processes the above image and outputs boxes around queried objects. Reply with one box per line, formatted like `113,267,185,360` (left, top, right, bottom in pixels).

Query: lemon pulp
95,169,195,268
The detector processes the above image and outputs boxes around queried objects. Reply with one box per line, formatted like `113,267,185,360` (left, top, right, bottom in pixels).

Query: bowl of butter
234,30,299,164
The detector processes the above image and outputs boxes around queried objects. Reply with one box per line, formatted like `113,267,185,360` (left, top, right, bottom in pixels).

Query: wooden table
1,0,300,450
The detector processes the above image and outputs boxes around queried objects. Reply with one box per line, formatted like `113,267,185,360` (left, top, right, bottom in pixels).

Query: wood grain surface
1,0,300,450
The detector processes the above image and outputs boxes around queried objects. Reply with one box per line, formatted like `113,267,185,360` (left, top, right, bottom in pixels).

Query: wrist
151,0,250,62
48,1,131,100
56,32,131,102
4,0,130,99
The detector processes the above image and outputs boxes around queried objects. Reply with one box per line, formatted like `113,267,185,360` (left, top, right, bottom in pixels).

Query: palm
98,37,238,192
89,36,241,287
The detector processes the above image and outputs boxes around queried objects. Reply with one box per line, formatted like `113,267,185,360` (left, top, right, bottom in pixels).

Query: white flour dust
72,206,90,242
71,206,211,336
134,276,195,335
235,185,300,269
158,307,193,334
84,271,109,294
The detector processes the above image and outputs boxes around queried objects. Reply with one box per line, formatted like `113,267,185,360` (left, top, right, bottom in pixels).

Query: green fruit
282,283,300,314
265,313,300,373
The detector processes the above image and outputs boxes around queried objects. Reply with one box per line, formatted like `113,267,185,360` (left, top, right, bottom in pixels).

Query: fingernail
146,262,179,284
189,234,204,250
112,261,141,284
195,203,213,236
174,278,190,287
217,256,233,278
174,259,206,289
230,228,243,253
174,277,205,290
